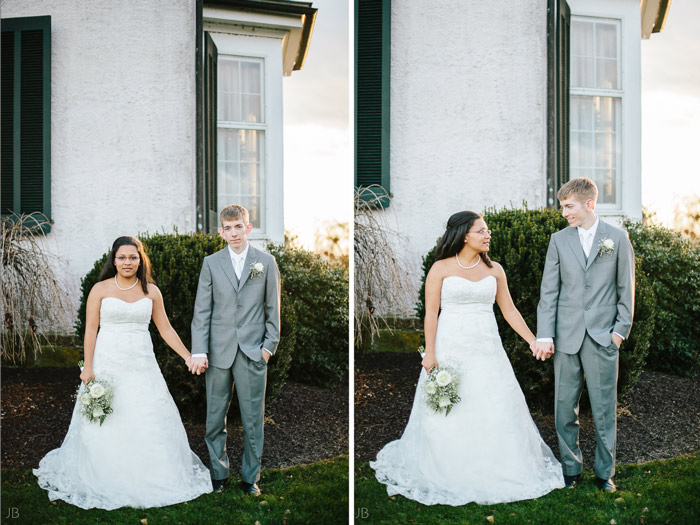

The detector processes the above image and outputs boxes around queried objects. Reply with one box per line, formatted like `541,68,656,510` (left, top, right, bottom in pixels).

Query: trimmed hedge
415,207,655,411
266,243,349,386
624,219,700,375
76,232,296,413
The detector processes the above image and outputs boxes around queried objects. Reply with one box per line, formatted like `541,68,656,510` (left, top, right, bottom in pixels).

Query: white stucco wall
385,0,548,315
2,0,196,330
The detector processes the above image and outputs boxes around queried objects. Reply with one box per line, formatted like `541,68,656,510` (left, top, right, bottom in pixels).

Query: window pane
218,58,263,123
596,23,617,59
218,60,240,122
241,61,261,94
571,96,593,130
571,21,594,88
595,169,616,204
570,96,619,205
596,59,618,90
217,129,265,229
571,18,619,90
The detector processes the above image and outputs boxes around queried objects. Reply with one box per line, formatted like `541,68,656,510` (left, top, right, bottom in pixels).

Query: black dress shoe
212,478,228,493
241,482,261,496
563,474,581,489
594,477,617,493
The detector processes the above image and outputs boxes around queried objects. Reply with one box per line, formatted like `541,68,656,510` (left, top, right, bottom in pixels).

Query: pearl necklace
114,275,139,291
455,254,481,270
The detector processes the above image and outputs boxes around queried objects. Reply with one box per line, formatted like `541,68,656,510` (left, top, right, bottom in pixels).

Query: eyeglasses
115,256,140,263
468,229,492,236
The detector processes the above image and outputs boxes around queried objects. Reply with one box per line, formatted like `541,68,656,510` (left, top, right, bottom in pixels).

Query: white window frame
217,55,267,233
570,16,623,212
204,27,285,243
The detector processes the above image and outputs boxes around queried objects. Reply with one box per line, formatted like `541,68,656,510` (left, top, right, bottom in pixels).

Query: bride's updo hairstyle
434,211,493,268
99,236,154,294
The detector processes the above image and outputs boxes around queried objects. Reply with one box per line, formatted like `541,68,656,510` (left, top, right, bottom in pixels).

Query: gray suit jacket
537,219,635,354
191,244,281,367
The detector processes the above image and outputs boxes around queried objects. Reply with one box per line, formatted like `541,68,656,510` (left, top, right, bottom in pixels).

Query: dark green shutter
1,16,51,229
355,0,390,205
546,0,570,208
204,32,218,233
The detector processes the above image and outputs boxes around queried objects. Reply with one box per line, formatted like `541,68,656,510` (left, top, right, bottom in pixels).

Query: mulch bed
1,367,348,472
355,352,700,464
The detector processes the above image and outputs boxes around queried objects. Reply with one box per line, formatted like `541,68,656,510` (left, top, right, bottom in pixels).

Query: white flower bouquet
424,366,461,415
77,361,114,426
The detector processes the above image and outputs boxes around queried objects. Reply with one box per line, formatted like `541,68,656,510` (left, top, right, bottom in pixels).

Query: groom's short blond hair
557,177,598,204
219,204,250,226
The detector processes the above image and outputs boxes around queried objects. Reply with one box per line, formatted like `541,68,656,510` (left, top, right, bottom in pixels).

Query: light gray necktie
234,256,243,279
582,232,593,258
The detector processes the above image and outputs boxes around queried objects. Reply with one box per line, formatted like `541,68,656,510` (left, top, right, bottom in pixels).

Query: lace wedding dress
371,276,564,505
34,297,212,510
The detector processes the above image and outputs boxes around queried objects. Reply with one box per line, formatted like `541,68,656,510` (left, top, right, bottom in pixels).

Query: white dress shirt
191,242,272,360
537,215,623,346
578,217,599,258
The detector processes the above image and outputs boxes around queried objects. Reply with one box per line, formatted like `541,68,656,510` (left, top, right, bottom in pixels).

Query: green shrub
415,207,655,411
266,242,349,386
76,232,296,413
623,219,700,375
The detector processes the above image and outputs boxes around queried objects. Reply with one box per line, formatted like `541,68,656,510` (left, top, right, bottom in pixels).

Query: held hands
531,341,554,361
186,356,209,375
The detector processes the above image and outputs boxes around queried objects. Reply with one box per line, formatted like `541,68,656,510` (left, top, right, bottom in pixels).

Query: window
1,16,51,229
355,0,390,205
570,17,621,207
217,57,266,230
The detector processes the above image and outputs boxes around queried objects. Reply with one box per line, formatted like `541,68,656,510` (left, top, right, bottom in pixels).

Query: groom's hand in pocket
612,333,623,349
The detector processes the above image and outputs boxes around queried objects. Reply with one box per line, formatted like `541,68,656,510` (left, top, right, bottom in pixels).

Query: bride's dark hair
99,236,154,294
434,211,493,267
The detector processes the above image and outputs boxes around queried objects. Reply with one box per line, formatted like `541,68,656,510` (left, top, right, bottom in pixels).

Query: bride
371,211,564,505
34,236,212,510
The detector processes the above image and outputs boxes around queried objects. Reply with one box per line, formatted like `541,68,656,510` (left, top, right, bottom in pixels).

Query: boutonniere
598,238,615,257
250,262,264,279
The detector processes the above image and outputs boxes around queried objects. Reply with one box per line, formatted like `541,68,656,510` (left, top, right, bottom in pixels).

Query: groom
189,204,281,495
534,177,634,493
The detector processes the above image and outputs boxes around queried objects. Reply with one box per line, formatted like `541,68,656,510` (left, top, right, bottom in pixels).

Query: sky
641,1,700,226
282,0,350,248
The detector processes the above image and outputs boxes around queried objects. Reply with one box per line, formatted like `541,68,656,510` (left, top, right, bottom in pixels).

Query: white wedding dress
371,276,564,505
34,297,212,510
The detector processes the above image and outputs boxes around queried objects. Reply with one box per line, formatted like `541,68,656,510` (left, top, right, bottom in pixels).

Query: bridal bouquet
418,347,462,416
77,360,114,426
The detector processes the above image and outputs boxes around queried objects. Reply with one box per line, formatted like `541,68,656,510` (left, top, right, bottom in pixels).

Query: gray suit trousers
205,349,267,483
554,333,619,479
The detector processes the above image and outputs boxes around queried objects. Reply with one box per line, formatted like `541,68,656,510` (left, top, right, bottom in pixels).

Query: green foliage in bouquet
266,242,349,386
415,207,655,411
76,232,296,413
624,218,700,375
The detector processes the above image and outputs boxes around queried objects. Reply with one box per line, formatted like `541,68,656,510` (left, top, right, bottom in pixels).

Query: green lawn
355,452,700,524
1,455,348,524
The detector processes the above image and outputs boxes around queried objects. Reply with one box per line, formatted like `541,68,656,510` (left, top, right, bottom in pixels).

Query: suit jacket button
584,306,590,311
585,284,591,289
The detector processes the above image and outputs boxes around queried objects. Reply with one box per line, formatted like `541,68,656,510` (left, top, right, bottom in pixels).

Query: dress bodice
440,275,497,313
99,297,152,332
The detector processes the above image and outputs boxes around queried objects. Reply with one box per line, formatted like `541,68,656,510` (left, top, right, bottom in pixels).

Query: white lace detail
33,297,212,510
370,276,564,505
